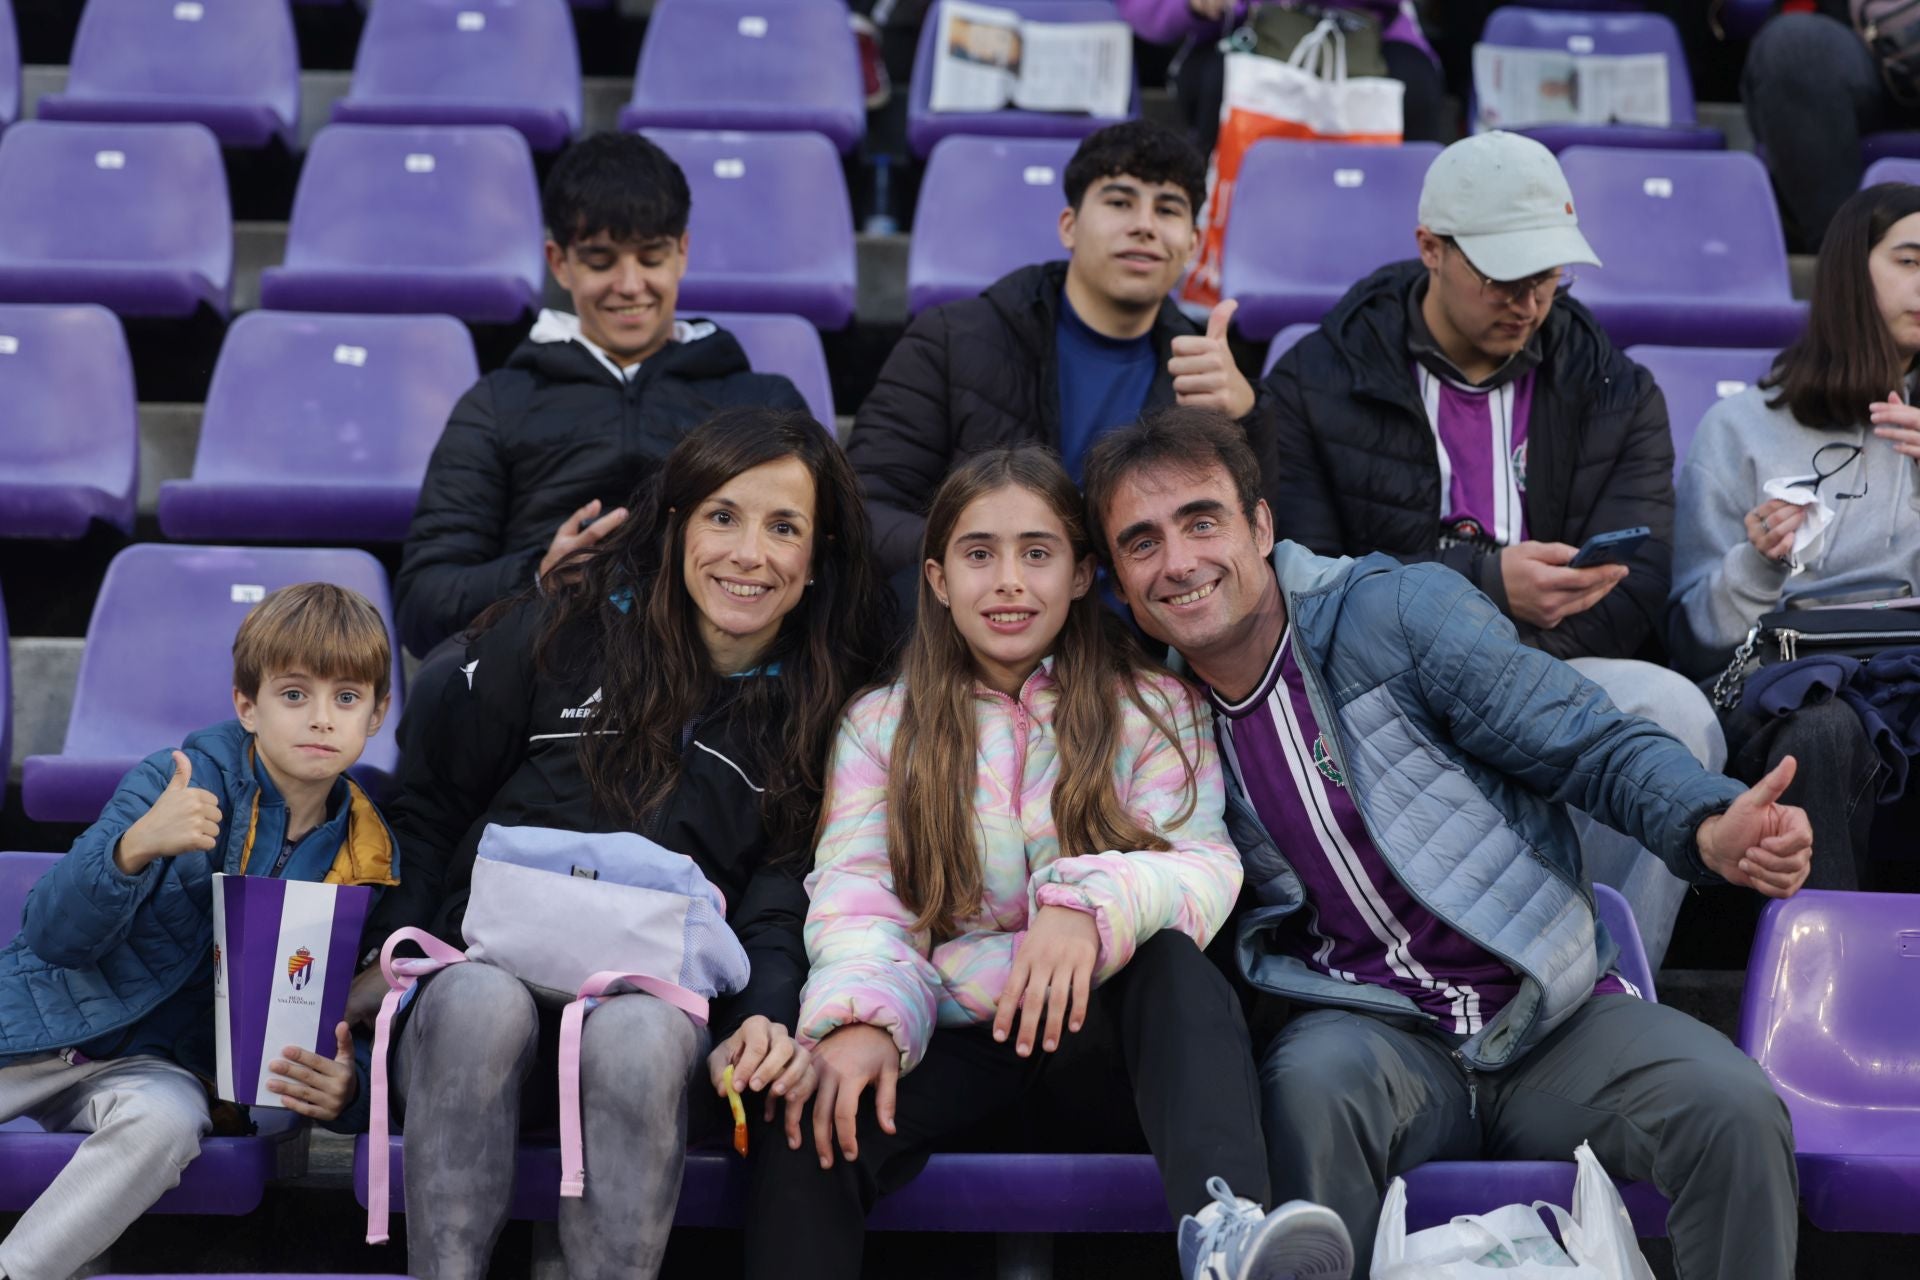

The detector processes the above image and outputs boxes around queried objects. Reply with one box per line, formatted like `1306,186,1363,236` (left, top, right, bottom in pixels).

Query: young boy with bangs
0,583,401,1280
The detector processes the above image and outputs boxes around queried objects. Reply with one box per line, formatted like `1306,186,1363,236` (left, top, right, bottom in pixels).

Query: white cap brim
1452,223,1601,282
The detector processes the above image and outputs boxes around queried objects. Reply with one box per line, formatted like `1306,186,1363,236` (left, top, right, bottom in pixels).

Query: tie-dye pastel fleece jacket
797,659,1242,1072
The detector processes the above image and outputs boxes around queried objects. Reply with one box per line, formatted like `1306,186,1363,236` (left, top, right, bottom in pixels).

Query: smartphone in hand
1568,527,1650,569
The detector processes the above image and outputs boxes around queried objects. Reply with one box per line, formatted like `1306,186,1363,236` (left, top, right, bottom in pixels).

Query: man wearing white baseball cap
1260,131,1725,972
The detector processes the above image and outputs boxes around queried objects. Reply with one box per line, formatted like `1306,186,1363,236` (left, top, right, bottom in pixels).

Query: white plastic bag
1371,1142,1655,1280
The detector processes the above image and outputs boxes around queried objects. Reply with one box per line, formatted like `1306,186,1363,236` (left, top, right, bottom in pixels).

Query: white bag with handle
1371,1143,1655,1280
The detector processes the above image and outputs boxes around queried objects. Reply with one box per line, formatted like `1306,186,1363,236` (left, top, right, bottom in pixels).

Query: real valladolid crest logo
1312,733,1346,787
286,946,315,992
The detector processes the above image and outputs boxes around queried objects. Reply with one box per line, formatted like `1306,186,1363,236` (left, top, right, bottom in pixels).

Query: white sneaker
1176,1177,1354,1280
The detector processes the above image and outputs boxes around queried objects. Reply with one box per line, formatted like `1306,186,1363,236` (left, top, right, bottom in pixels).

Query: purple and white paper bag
211,872,372,1107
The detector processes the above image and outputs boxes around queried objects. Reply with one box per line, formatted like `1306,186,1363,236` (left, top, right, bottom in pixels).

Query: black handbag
1711,606,1920,711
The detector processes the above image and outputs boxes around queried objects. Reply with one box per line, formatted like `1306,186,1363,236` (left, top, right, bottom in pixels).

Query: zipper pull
1468,1078,1479,1120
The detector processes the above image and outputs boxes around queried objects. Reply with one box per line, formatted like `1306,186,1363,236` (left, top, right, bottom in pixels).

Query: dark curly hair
1063,120,1207,220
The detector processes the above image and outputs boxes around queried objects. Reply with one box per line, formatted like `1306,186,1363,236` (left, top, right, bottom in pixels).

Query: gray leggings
392,963,708,1280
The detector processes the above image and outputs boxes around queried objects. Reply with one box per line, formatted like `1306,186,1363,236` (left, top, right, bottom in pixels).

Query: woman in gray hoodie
1672,183,1920,890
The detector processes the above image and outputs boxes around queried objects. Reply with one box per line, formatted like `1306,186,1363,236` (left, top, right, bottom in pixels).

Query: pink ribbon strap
557,971,710,1198
365,927,469,1245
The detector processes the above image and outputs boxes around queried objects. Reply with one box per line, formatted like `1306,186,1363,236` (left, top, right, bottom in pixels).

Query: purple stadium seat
907,0,1140,160
1624,345,1777,476
0,121,232,319
697,311,835,424
644,129,856,330
1474,9,1722,152
1719,0,1771,39
158,312,479,544
0,0,18,131
1260,322,1319,377
332,0,581,153
21,545,404,824
1863,132,1920,167
259,124,544,324
0,851,311,1214
621,0,864,154
0,304,137,538
1739,890,1920,1234
1218,140,1440,341
1558,147,1807,348
907,135,1076,315
1864,156,1920,188
36,0,299,149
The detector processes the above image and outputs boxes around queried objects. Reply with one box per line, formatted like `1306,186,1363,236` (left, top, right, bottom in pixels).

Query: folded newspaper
1473,44,1671,129
930,0,1132,118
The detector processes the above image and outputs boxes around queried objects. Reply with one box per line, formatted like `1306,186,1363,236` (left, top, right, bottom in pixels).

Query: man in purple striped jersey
1259,132,1720,970
1083,407,1809,1280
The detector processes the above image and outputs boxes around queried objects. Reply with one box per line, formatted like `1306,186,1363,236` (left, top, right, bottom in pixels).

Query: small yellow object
722,1065,749,1156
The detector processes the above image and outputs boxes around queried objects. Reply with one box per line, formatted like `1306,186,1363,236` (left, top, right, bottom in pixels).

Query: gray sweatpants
1261,994,1797,1280
0,1054,212,1280
1566,657,1727,971
391,962,708,1280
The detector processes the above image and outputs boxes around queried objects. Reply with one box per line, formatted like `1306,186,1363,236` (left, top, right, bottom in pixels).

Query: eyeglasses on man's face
1444,238,1575,306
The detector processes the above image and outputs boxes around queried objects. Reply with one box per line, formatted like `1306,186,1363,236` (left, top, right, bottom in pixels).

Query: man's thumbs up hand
1696,756,1813,899
1170,298,1255,419
114,750,226,875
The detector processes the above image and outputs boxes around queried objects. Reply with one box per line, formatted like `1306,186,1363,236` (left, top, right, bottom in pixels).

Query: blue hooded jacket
0,719,398,1131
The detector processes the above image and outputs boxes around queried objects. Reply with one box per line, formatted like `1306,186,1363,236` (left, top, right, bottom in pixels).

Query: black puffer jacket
395,319,806,656
1264,261,1675,662
847,261,1283,574
375,599,809,1041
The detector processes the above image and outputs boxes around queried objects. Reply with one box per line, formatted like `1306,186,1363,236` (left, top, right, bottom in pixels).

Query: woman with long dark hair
747,446,1352,1280
1672,183,1920,890
377,408,888,1280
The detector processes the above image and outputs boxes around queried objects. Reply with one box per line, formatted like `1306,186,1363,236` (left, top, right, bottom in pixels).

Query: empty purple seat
1624,345,1778,476
622,0,864,154
36,0,299,149
1558,147,1807,348
333,0,581,153
698,311,835,424
0,0,18,131
0,304,137,538
908,136,1077,315
1219,140,1440,341
0,851,310,1214
0,121,232,319
259,124,543,324
1739,890,1920,1234
1474,9,1723,153
1261,322,1319,376
1864,156,1920,188
158,312,479,544
21,544,404,824
908,0,1140,159
644,129,856,329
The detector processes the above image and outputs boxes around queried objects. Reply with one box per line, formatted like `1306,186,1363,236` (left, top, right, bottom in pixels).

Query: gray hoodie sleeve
1671,394,1795,657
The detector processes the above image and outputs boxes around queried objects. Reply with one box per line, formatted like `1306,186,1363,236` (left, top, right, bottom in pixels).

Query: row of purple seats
21,544,404,823
1473,9,1723,153
0,852,312,1211
1219,141,1806,348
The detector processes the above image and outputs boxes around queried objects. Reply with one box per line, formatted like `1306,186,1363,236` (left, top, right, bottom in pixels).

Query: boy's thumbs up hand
114,750,225,875
1169,298,1255,420
1696,756,1813,899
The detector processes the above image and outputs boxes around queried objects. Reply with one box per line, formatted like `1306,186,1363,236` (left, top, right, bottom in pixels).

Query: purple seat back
157,311,479,543
334,0,582,152
1738,890,1920,1232
0,121,232,319
696,311,835,424
1261,322,1320,376
1219,140,1439,341
20,544,403,824
1475,9,1720,152
0,303,137,538
0,0,18,130
1593,881,1654,1002
37,0,298,149
1864,156,1920,188
907,0,1140,159
1863,131,1920,167
1624,345,1777,476
907,136,1075,316
622,0,864,153
259,124,544,324
0,852,56,944
1558,147,1805,348
644,129,856,330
